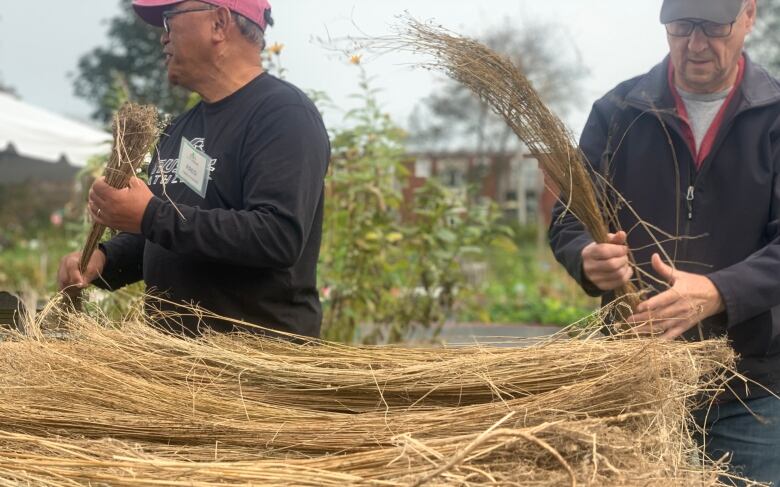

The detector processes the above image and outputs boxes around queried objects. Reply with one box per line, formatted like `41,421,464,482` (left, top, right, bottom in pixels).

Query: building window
414,159,432,179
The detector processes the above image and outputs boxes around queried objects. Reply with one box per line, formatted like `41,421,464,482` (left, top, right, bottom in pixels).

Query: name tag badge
176,137,211,198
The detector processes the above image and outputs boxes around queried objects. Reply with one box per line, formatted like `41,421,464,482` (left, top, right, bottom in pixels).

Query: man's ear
745,0,757,33
212,6,231,41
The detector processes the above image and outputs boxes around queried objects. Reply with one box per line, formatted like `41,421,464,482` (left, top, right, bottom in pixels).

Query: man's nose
160,30,170,46
687,27,709,53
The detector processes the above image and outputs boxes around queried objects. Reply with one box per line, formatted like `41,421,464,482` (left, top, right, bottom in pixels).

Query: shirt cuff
141,196,164,239
707,271,735,327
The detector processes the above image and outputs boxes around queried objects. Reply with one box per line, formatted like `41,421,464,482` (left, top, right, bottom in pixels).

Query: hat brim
132,0,186,27
660,2,743,24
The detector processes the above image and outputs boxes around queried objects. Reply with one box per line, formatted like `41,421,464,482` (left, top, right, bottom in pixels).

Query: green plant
319,65,505,343
456,238,598,326
318,65,406,343
383,180,507,342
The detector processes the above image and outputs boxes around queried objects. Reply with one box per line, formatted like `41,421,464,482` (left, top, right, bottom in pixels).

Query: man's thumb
608,230,627,245
651,253,675,283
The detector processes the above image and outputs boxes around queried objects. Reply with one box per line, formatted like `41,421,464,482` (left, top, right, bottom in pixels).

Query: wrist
705,277,726,315
140,196,163,238
96,248,107,267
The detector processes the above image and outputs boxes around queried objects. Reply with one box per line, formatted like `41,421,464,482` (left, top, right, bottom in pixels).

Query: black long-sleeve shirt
98,73,330,337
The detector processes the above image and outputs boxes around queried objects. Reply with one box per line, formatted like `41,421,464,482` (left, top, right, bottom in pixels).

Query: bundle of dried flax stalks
78,103,159,275
0,301,747,486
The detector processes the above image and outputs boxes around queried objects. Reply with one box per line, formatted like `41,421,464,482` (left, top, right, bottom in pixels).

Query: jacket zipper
686,185,695,220
680,117,737,259
686,143,697,221
674,115,698,259
682,153,695,259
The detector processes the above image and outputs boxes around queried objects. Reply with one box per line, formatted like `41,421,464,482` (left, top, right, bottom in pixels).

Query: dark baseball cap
660,0,744,24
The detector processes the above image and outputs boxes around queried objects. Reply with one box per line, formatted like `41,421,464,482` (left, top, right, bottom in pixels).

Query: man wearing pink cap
58,0,331,339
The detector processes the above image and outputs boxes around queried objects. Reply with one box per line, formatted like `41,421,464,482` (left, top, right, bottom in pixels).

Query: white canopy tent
0,92,109,167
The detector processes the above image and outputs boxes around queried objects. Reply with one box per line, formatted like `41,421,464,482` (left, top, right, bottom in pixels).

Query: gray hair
232,12,266,51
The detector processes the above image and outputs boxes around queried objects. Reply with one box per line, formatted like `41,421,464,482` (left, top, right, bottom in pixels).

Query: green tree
747,0,780,75
73,0,190,122
321,66,504,343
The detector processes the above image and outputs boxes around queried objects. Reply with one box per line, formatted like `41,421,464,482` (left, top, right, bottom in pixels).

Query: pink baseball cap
132,0,273,31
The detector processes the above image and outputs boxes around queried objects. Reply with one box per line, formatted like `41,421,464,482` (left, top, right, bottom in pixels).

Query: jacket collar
625,53,780,114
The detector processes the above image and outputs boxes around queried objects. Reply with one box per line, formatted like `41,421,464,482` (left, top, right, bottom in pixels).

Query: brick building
404,150,555,226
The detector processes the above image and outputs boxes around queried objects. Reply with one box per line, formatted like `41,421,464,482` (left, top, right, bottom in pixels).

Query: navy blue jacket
550,55,780,398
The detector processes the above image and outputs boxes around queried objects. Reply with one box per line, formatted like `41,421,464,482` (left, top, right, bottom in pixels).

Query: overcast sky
0,0,670,135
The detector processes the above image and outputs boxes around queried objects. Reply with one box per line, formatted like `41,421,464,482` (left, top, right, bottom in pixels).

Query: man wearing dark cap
550,0,780,483
57,0,330,338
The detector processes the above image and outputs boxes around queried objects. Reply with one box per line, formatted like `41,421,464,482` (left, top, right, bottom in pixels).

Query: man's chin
167,73,181,88
680,69,720,92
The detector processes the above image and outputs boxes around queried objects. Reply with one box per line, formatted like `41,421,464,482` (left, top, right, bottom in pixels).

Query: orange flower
269,43,284,55
349,54,362,65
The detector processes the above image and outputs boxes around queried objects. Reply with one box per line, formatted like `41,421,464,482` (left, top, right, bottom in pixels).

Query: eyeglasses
665,19,736,38
162,6,214,34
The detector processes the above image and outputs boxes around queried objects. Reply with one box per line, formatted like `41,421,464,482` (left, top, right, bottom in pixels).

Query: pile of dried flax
0,302,743,486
